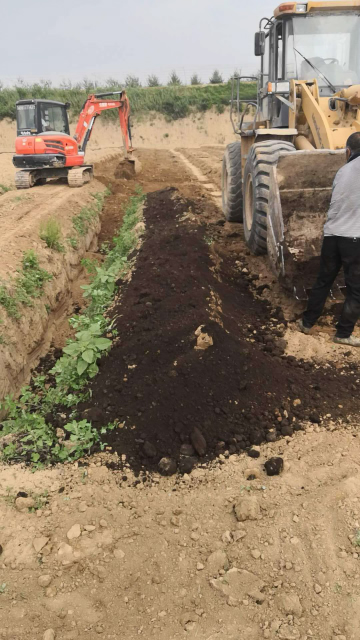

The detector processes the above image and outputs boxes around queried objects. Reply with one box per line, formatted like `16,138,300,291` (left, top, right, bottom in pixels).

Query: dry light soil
1,119,360,640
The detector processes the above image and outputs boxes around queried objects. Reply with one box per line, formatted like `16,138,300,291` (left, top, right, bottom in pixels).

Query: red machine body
13,91,133,188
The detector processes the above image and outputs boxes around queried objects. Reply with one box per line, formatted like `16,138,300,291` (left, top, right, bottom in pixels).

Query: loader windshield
286,13,360,91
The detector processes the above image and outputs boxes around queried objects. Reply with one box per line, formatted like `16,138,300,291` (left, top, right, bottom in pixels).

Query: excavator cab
16,100,71,137
223,1,360,299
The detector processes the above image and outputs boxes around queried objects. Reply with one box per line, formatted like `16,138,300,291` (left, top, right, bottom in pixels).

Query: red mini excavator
13,91,134,189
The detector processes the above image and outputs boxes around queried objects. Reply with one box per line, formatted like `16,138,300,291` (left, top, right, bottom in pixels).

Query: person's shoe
297,319,312,335
334,335,360,347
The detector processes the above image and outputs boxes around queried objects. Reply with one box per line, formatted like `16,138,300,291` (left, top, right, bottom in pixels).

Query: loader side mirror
255,31,265,57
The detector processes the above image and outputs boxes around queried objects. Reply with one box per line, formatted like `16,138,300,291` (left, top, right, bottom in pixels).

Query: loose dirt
1,116,360,640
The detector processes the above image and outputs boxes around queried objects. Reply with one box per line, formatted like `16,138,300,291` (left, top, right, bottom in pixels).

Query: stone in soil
33,537,50,553
158,457,177,476
15,497,35,511
264,457,284,476
190,427,207,456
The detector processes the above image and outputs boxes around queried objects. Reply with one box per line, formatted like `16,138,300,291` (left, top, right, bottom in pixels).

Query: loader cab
256,3,360,127
16,100,71,137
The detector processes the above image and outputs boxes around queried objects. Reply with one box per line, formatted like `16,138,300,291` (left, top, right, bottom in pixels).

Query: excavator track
15,171,35,190
67,167,93,188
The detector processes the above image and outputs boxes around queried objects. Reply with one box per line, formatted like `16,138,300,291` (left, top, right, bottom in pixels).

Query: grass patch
0,184,12,194
0,250,52,319
40,218,64,252
0,81,257,122
0,189,145,467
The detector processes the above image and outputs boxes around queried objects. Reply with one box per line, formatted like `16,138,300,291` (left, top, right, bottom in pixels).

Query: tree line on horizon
0,69,244,92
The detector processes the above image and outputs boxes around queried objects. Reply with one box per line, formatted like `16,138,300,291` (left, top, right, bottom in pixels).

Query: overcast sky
0,0,282,86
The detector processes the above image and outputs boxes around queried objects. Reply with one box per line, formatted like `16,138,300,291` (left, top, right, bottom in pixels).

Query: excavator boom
74,90,133,156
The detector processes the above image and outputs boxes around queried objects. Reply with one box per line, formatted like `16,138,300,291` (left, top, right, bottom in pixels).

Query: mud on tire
243,140,295,255
222,141,243,222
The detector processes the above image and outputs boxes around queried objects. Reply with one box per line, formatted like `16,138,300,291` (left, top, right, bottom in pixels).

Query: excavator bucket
114,156,138,180
267,149,346,299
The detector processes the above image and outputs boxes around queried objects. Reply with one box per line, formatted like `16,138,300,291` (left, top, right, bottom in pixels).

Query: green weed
40,218,64,252
0,189,145,466
0,183,11,194
67,236,78,250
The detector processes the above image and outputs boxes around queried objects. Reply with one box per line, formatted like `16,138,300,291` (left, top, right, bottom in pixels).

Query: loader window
40,104,69,134
286,13,360,90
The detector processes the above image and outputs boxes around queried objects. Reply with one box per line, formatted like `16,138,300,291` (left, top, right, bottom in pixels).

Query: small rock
190,427,207,457
15,497,35,511
143,441,157,458
234,497,260,522
38,575,52,588
196,562,204,571
67,524,81,540
43,630,55,640
84,524,95,532
45,586,57,598
293,399,301,406
158,457,177,476
314,583,322,594
251,549,261,559
264,457,284,476
113,548,125,559
207,550,229,575
248,447,260,459
78,502,87,513
180,444,195,457
33,537,50,553
99,519,108,528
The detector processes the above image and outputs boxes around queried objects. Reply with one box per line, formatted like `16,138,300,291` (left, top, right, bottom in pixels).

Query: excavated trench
3,148,360,474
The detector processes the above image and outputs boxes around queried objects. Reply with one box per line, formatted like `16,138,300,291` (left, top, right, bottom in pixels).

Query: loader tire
221,141,243,222
243,140,295,255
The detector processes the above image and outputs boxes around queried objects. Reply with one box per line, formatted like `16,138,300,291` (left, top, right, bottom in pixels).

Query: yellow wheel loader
222,1,360,298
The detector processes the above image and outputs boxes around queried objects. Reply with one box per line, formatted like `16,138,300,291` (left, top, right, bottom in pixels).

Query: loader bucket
267,149,346,299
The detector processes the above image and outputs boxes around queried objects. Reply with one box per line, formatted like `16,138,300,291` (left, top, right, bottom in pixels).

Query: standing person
298,132,360,347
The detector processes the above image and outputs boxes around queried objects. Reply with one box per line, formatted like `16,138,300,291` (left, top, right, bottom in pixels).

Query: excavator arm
74,90,133,156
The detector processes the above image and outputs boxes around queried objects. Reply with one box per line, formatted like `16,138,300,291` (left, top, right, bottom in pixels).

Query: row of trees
0,69,245,93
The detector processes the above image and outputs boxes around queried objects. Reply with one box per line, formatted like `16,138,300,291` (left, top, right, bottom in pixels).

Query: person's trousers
303,235,360,338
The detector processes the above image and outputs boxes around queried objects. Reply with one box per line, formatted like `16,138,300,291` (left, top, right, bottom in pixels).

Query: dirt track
1,126,360,639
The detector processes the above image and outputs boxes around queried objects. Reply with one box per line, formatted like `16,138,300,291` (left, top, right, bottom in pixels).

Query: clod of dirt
67,524,81,540
264,457,284,476
210,567,265,604
43,630,55,640
158,457,177,476
275,592,303,617
178,457,197,474
180,444,196,457
194,325,213,351
38,575,52,588
143,441,157,458
33,537,50,553
190,427,207,457
248,447,261,459
207,549,229,575
15,496,35,511
234,497,260,522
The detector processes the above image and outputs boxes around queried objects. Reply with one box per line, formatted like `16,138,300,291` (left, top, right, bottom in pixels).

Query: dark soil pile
78,188,360,473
